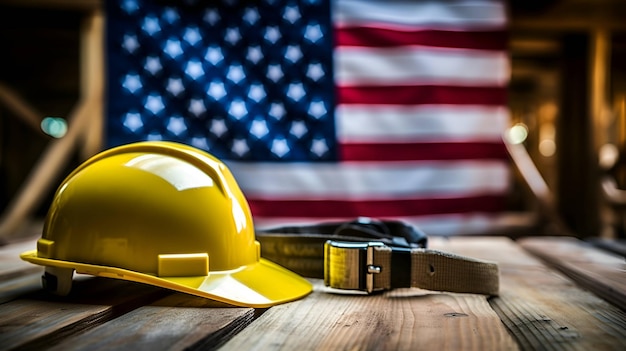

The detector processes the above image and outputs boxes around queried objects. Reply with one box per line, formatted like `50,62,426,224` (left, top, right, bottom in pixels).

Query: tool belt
256,217,499,296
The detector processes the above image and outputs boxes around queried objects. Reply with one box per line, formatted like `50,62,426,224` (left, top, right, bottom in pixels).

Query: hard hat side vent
158,253,209,277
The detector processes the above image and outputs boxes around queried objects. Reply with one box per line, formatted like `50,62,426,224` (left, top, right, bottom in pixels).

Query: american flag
106,0,511,235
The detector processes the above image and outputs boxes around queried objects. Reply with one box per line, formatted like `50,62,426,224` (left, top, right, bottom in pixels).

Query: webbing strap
410,249,499,296
367,246,499,296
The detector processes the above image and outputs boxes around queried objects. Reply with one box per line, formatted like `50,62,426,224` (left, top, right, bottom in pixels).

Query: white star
286,83,306,101
271,138,290,158
267,64,283,82
205,46,224,65
144,56,162,75
191,136,210,150
247,46,263,64
121,0,139,14
163,39,183,58
166,78,185,96
162,7,179,24
264,26,281,44
290,120,307,138
243,7,259,25
204,9,220,25
304,23,323,43
228,100,248,119
248,84,266,102
311,138,329,157
269,103,286,120
307,63,325,81
166,116,187,136
122,34,140,54
185,60,204,80
225,27,241,45
232,138,249,157
207,81,227,100
250,119,269,139
188,99,206,117
145,94,165,115
284,45,302,63
123,112,143,132
184,27,202,46
226,65,245,84
210,118,227,137
142,16,161,36
122,74,142,94
308,100,327,119
283,5,301,24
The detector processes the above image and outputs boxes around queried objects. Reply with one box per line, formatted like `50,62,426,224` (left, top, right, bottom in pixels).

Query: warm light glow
41,117,68,138
539,139,556,157
506,123,528,144
599,143,619,170
538,123,556,157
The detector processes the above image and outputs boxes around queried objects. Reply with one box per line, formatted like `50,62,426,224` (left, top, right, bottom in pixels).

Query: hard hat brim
20,250,312,308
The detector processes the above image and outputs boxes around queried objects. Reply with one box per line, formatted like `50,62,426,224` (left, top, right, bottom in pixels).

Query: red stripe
336,27,507,50
248,195,507,218
337,85,507,105
339,142,509,161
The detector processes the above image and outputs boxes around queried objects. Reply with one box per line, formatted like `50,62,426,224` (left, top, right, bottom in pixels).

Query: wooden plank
587,237,626,258
0,277,170,351
220,283,517,350
0,238,40,281
436,237,626,351
0,271,43,305
519,236,626,311
0,238,43,304
45,294,254,351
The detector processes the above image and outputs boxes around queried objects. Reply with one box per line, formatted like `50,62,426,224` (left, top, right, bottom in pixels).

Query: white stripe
333,0,506,30
253,212,535,236
226,161,509,199
335,46,509,87
336,105,509,142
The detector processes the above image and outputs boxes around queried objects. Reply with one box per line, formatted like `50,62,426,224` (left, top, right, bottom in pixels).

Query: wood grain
220,279,517,351
0,278,170,351
432,237,626,351
46,294,254,351
519,236,626,311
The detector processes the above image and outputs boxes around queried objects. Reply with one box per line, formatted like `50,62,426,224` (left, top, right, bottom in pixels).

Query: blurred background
1,0,625,241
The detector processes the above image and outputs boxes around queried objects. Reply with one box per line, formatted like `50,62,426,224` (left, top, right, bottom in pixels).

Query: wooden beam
79,7,104,159
0,98,92,239
0,8,105,240
0,82,47,135
591,28,612,151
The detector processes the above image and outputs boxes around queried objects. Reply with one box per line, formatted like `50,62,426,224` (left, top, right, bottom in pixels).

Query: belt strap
258,218,499,296
257,217,427,278
337,242,499,295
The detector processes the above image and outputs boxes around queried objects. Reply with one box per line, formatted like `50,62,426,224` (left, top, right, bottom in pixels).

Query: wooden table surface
1,236,624,351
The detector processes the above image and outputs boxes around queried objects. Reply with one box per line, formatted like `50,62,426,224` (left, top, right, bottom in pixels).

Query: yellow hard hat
20,141,312,307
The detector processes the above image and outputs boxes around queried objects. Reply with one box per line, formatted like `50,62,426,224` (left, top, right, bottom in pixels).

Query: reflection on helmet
21,141,312,307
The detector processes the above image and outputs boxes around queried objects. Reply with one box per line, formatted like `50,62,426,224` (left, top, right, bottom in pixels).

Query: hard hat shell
20,141,312,307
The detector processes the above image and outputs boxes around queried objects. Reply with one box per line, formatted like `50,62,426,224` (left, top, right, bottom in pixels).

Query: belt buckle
324,240,387,293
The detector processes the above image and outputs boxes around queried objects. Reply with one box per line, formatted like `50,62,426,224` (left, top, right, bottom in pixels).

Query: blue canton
106,0,336,161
